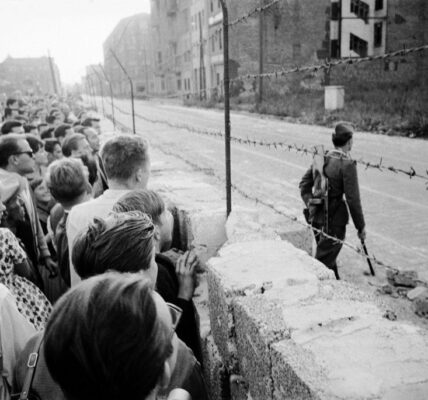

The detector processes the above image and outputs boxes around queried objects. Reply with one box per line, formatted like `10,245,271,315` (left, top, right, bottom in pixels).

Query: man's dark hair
62,133,86,157
1,120,23,135
24,124,37,133
114,190,165,225
72,212,155,280
44,273,171,400
6,98,18,108
47,158,89,204
101,135,149,181
0,135,21,168
54,124,72,140
3,108,14,119
46,115,56,124
15,115,28,123
41,128,55,140
81,117,100,127
25,134,44,153
44,138,61,154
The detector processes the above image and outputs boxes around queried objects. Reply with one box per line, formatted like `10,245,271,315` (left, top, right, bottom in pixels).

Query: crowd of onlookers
0,91,205,400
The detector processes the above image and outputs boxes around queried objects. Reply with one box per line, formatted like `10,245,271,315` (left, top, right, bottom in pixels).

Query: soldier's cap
332,123,353,146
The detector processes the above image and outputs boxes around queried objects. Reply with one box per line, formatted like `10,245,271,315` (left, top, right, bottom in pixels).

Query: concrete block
386,269,418,288
233,296,290,400
279,226,314,256
233,279,382,400
414,296,428,319
206,241,334,391
201,335,230,400
407,286,428,301
150,170,228,262
271,340,324,400
225,207,280,244
170,206,227,263
207,267,239,373
274,303,428,400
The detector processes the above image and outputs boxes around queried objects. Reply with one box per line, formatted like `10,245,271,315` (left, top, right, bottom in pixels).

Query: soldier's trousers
313,224,346,280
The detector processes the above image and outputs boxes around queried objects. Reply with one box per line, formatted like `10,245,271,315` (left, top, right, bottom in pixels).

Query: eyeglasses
13,151,34,158
166,302,182,339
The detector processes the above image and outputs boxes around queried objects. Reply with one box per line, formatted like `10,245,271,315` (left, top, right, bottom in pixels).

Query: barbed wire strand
232,45,428,82
228,0,280,27
108,100,428,185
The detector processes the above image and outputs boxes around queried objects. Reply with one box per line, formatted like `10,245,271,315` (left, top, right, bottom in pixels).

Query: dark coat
299,149,365,232
155,253,202,363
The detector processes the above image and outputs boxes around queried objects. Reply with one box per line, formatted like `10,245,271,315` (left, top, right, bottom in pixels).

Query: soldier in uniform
299,123,366,279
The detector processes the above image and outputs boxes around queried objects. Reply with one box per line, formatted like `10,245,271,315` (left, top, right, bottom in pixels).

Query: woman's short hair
29,178,43,192
47,158,89,204
44,138,61,154
61,133,86,157
72,212,155,279
25,134,44,153
44,272,171,400
113,189,165,225
101,135,149,181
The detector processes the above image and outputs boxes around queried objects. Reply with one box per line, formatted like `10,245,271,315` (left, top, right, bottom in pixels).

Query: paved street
105,97,428,283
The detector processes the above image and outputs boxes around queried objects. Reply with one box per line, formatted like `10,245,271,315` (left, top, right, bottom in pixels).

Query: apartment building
0,56,61,95
150,0,192,96
103,13,152,96
330,0,387,58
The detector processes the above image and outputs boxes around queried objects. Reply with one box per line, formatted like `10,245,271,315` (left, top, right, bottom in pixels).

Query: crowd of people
0,91,205,400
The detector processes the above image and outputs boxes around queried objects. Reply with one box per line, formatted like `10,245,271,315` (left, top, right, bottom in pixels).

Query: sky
0,0,151,84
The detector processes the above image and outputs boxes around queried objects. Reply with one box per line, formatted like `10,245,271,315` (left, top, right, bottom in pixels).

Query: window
219,29,222,50
212,35,215,52
330,39,340,58
350,33,368,57
157,51,162,64
374,22,382,47
210,1,213,12
375,0,383,11
350,0,369,22
331,2,340,20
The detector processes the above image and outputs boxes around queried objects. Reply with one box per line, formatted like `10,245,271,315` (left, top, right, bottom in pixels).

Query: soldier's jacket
299,149,365,232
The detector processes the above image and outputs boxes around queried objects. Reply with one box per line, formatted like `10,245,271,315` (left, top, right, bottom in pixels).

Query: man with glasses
0,135,57,290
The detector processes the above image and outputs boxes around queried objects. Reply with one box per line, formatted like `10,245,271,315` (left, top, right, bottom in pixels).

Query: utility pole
99,63,116,129
198,11,205,100
47,50,59,95
110,48,136,135
219,0,231,216
258,0,264,106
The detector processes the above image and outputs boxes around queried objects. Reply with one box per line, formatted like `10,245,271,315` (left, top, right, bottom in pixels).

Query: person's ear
153,224,161,242
8,154,17,166
135,167,143,183
159,361,171,390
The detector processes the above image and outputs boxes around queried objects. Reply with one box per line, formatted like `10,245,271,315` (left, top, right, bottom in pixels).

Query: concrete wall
148,153,428,400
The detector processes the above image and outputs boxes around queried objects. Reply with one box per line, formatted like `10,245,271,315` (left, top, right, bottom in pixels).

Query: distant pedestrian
299,123,366,279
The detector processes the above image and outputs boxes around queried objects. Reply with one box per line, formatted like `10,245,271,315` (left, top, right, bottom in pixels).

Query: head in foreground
44,272,175,400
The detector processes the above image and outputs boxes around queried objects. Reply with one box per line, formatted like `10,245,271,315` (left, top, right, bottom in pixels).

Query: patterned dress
0,228,52,330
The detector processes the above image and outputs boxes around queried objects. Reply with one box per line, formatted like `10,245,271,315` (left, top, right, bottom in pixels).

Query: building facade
102,0,426,98
103,13,153,97
150,0,192,96
0,56,61,95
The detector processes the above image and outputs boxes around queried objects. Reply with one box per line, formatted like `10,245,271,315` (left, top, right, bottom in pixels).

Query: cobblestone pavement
104,98,428,284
